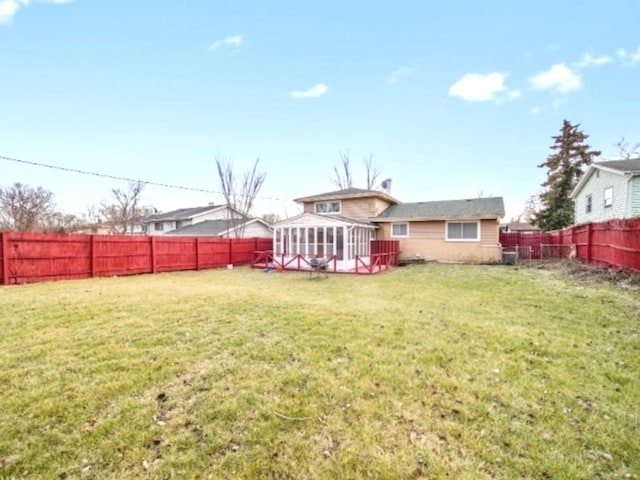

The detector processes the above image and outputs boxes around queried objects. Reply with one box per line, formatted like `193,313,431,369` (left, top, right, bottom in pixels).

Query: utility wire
0,154,288,202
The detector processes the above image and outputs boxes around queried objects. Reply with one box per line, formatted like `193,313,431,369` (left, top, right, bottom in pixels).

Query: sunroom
266,213,394,273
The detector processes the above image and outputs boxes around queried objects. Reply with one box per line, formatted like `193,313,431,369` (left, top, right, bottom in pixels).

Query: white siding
574,169,630,224
240,222,272,238
629,176,640,218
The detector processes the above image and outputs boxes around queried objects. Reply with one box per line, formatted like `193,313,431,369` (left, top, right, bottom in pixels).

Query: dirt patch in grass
523,259,640,291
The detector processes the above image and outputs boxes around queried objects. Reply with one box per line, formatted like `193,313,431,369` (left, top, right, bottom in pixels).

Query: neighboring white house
142,204,272,238
571,159,640,225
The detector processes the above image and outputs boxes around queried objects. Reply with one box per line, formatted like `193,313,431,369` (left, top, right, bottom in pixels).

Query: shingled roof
374,197,505,221
597,158,640,173
164,218,251,236
294,188,398,205
144,205,223,222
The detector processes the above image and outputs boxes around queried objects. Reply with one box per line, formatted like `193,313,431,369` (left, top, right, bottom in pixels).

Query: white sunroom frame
272,213,377,272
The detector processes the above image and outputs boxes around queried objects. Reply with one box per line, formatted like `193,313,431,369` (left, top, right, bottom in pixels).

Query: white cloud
448,72,519,102
289,83,328,99
1,0,73,24
209,34,243,51
0,0,21,23
528,106,543,115
386,66,413,84
529,64,582,93
573,52,613,68
617,46,640,65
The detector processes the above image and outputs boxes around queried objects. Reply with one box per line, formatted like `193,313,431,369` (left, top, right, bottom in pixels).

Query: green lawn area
0,264,638,479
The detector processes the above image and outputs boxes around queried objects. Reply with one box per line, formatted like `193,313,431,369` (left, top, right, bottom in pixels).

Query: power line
0,154,287,202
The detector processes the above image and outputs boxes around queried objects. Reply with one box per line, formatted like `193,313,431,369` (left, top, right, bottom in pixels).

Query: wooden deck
251,250,397,275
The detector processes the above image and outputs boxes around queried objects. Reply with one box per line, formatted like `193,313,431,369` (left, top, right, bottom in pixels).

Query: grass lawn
0,264,638,479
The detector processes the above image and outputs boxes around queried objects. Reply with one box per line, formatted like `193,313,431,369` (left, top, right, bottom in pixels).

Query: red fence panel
500,218,640,273
0,232,272,286
499,232,550,259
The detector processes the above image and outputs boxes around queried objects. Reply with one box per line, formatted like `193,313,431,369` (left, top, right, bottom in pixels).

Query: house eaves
274,212,377,229
293,188,399,205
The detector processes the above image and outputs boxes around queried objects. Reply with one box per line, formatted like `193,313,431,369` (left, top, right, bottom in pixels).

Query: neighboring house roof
293,188,399,205
144,205,226,222
502,222,540,232
571,158,640,198
274,212,377,229
164,218,269,236
373,197,505,221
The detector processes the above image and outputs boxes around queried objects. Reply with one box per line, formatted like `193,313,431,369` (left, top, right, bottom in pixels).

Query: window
391,222,409,238
446,221,479,241
604,186,613,208
154,222,164,231
315,201,341,214
585,194,592,213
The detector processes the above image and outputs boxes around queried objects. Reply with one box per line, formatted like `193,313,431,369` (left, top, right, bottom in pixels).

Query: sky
1,0,639,221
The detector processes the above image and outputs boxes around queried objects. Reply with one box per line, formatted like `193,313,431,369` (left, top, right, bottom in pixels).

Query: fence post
196,238,200,271
150,236,157,273
90,235,97,278
1,232,7,286
586,223,592,262
228,238,233,266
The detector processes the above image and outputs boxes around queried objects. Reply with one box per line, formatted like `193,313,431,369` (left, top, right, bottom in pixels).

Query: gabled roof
373,197,505,221
144,205,226,222
164,218,269,236
293,188,399,205
571,158,640,198
596,158,640,173
274,212,377,229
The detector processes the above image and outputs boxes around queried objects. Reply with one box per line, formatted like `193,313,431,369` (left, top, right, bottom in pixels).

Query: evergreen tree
535,120,601,231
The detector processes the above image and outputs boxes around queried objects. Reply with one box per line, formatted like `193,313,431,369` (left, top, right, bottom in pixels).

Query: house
373,197,505,263
142,204,272,238
571,159,640,225
270,188,505,271
500,221,540,233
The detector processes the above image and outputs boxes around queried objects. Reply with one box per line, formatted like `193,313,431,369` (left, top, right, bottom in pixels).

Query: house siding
629,176,640,217
574,169,629,224
303,197,391,220
240,222,272,237
379,219,500,263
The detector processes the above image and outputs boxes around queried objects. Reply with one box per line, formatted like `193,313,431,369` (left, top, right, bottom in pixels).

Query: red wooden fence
500,218,640,273
0,232,272,285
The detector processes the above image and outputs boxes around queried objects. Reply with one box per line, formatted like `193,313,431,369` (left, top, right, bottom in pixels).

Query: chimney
381,178,392,195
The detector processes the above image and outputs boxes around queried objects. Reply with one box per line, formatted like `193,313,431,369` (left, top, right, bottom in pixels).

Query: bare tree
0,183,55,232
41,211,84,234
330,151,354,189
514,194,542,224
261,212,282,225
331,151,384,190
99,180,146,234
617,137,640,159
363,154,382,190
216,156,267,237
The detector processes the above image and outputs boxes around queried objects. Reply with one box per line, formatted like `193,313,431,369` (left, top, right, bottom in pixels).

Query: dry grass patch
0,264,638,479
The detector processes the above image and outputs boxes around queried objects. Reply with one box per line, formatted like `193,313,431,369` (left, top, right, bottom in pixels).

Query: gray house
142,204,271,238
571,159,640,225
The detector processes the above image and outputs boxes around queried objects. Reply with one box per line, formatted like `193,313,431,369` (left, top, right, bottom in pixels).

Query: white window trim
604,186,613,208
585,194,592,213
391,222,409,238
445,220,480,242
314,200,341,214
